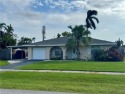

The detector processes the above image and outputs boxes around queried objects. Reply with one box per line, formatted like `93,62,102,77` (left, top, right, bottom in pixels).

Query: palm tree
86,10,99,30
32,37,36,43
0,23,6,31
66,25,91,60
5,24,14,36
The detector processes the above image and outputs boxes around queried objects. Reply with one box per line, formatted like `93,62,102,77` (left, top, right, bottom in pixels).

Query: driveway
0,59,34,69
0,89,75,94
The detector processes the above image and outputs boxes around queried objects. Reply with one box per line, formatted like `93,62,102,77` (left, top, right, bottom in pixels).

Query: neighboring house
22,37,116,60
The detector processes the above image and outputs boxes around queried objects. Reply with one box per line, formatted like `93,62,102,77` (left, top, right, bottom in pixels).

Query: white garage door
33,48,45,60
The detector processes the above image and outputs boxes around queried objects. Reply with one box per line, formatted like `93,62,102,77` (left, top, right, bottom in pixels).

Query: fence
0,49,11,60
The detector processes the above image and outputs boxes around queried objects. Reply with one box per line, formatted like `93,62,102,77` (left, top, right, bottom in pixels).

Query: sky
0,0,125,43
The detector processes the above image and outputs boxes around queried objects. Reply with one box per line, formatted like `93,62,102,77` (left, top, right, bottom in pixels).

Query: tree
86,10,99,30
66,25,91,60
0,23,6,31
32,37,36,43
62,31,72,37
115,38,123,47
4,24,14,36
57,33,61,38
18,37,33,45
0,23,16,49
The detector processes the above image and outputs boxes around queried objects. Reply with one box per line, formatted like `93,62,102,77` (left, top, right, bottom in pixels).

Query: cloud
32,0,125,17
0,0,125,43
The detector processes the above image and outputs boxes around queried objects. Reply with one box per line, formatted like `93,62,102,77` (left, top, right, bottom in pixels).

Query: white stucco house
18,37,115,60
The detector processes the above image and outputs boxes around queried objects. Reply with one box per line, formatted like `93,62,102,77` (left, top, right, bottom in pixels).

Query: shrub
91,49,109,61
91,48,124,61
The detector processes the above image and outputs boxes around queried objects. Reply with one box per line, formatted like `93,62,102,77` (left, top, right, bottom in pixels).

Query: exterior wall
99,45,112,50
91,45,112,51
28,45,113,60
45,47,51,59
28,47,32,60
60,46,66,59
79,46,91,60
28,46,65,60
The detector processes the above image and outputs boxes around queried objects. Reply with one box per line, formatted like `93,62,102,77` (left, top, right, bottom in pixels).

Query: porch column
10,48,12,60
61,47,66,60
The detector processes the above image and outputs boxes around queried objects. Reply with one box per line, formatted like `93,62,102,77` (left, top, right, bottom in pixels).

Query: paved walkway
0,89,75,94
0,69,125,75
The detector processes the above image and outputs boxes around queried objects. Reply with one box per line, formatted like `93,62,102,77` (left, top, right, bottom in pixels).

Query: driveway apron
0,60,34,69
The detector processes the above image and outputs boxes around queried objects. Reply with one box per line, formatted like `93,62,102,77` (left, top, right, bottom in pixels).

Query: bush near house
91,47,124,61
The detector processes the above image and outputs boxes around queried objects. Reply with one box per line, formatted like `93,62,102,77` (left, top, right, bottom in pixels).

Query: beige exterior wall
28,45,113,60
45,47,51,59
61,46,67,59
28,47,32,60
79,46,91,60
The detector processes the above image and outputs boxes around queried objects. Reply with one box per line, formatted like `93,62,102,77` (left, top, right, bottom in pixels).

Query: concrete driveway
0,59,34,69
0,89,75,94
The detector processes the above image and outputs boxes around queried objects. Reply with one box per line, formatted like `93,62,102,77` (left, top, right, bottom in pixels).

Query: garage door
33,48,45,60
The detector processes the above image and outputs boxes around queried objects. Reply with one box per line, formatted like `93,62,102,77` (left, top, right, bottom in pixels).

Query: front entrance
50,46,63,60
66,48,77,59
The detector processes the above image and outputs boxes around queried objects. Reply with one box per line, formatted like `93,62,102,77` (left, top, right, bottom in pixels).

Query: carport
7,46,28,60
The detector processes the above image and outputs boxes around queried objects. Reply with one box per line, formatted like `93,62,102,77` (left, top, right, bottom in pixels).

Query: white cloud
0,0,125,43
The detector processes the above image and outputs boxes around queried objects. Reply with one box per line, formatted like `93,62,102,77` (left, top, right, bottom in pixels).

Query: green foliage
17,37,34,45
0,23,16,49
91,49,109,61
92,48,124,61
115,38,123,47
57,33,61,38
62,31,72,37
66,25,91,60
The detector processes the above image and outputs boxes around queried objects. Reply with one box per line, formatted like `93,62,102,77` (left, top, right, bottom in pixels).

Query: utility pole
42,26,46,41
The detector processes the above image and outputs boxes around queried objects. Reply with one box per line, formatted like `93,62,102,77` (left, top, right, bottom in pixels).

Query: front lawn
0,71,125,94
19,61,125,72
0,60,9,66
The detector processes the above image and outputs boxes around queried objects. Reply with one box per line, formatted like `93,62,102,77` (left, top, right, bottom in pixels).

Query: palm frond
91,16,99,23
89,19,96,29
86,18,92,29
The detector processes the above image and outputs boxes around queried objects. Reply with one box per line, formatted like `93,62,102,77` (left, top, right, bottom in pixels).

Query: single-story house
21,37,116,60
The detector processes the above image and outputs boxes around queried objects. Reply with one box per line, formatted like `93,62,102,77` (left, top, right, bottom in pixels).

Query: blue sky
0,0,125,43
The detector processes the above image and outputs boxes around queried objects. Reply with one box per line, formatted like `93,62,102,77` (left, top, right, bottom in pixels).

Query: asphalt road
0,89,75,94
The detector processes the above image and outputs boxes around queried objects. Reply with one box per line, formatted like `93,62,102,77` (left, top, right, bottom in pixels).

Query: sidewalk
0,89,75,94
0,69,125,75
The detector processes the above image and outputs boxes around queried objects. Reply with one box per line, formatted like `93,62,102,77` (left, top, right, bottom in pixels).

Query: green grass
19,60,125,72
0,60,9,66
0,72,125,94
